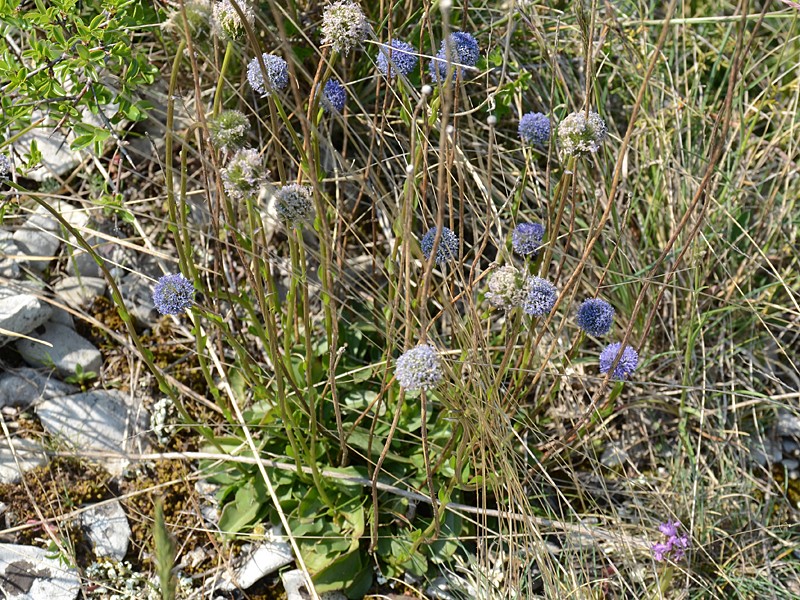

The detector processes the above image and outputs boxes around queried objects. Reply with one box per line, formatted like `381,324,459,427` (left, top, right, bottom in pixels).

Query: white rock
0,438,48,484
0,291,53,348
12,208,61,272
0,543,80,599
15,321,101,378
280,570,346,600
0,231,21,278
777,410,800,438
219,532,294,591
48,306,75,330
0,368,78,409
80,501,130,560
54,276,107,308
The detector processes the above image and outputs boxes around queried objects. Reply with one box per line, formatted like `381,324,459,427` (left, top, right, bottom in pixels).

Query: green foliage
153,499,177,600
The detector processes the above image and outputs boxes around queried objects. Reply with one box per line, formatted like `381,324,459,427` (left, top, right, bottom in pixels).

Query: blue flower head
522,276,558,316
599,342,638,380
0,154,11,178
652,521,690,562
518,112,551,145
377,39,418,77
153,273,195,315
395,343,443,391
421,226,459,264
322,79,346,113
511,222,545,256
430,31,479,82
246,53,289,97
576,298,615,336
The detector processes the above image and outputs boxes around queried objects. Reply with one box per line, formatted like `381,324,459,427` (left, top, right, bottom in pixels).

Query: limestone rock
0,290,53,348
15,321,101,378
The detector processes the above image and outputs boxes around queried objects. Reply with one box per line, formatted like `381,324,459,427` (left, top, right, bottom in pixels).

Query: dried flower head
430,31,479,82
0,154,11,177
518,112,551,145
558,110,608,156
599,342,639,380
486,265,526,311
321,1,370,56
221,148,268,201
511,222,545,256
652,521,690,562
207,109,249,151
321,79,346,113
246,53,289,97
212,0,254,41
377,39,418,77
522,276,558,316
153,273,195,315
421,226,459,264
576,298,615,336
275,183,315,226
395,343,443,391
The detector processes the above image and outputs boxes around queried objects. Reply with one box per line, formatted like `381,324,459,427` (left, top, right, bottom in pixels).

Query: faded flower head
221,148,268,200
377,39,418,77
246,53,289,97
558,110,608,156
522,276,558,316
599,342,639,380
0,154,11,177
421,226,459,264
275,183,314,226
321,1,370,56
430,31,479,82
652,521,690,562
576,298,615,336
212,0,254,41
321,79,347,113
518,112,551,145
486,265,526,311
395,343,443,391
153,273,194,315
207,109,249,151
511,222,545,256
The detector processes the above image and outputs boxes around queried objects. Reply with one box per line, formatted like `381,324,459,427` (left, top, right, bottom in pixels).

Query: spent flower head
421,226,459,264
152,274,194,315
486,265,526,311
652,521,690,562
377,39,418,77
395,343,443,391
576,298,615,336
522,276,558,316
511,222,545,256
275,183,315,227
221,148,268,201
558,110,608,156
0,154,11,178
212,0,254,41
599,342,639,380
207,109,249,151
321,1,370,56
518,112,551,145
246,53,289,97
321,79,346,113
430,31,479,82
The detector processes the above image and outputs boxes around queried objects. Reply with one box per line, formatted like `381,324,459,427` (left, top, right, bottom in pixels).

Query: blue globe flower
246,53,289,97
576,298,615,336
522,276,558,316
599,342,639,380
377,39,418,77
518,112,551,145
421,226,459,264
430,31,479,82
322,79,346,113
395,343,443,391
152,273,195,315
511,222,545,256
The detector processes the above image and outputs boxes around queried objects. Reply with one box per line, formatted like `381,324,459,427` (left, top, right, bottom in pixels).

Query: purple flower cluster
599,342,638,380
652,521,690,562
322,79,347,113
152,273,195,315
430,31,479,82
377,39,418,77
246,53,289,97
522,276,558,316
576,298,615,336
518,112,551,145
395,343,443,391
421,226,459,264
511,222,545,256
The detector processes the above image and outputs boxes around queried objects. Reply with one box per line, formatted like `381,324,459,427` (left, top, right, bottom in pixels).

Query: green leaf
218,479,265,535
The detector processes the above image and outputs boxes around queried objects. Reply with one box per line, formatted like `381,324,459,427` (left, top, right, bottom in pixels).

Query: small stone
0,368,78,410
0,438,48,484
12,207,61,273
0,543,80,599
784,458,799,471
777,410,800,438
0,290,53,348
48,306,75,330
80,501,130,560
15,321,102,378
54,276,107,308
0,231,21,278
219,530,294,591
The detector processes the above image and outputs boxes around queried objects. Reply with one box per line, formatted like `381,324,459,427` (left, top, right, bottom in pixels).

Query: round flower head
421,226,459,264
486,265,526,311
221,148,268,201
511,222,545,256
247,53,289,97
599,342,639,380
212,0,254,41
321,0,370,57
430,31,479,82
0,154,11,178
522,276,558,316
395,343,443,391
321,79,346,113
152,273,195,315
207,109,249,151
275,183,314,227
576,298,615,336
518,112,551,145
377,39,418,77
558,110,608,156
